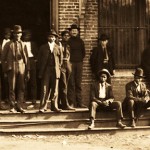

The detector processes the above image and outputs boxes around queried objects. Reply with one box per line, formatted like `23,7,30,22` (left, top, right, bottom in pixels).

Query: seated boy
88,69,126,129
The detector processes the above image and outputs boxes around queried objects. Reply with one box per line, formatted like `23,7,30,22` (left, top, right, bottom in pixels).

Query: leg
88,101,99,129
110,101,126,128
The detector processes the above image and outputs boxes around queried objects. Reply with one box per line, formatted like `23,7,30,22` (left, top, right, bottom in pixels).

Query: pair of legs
8,62,26,113
89,101,126,129
68,62,86,108
128,99,150,127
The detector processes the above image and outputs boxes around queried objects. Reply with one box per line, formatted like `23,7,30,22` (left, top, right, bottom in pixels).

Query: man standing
23,30,38,107
4,25,30,113
59,30,75,110
0,28,11,106
123,68,150,127
67,24,86,108
90,34,115,81
38,30,63,112
88,69,126,129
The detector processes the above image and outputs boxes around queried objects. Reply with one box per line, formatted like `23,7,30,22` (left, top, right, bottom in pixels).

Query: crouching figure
88,69,126,129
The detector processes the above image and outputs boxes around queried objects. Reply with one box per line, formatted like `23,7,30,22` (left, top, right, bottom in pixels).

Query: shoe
27,104,35,109
88,120,95,129
18,107,26,113
51,107,62,112
116,122,126,128
131,119,136,127
77,104,87,108
10,108,17,113
39,109,45,113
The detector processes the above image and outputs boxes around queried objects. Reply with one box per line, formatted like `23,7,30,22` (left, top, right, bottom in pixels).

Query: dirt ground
0,130,150,150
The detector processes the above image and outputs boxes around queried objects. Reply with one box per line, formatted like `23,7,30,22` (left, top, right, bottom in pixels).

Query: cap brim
132,73,145,78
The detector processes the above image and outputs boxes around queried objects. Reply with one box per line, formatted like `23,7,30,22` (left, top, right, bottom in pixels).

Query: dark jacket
38,43,63,79
90,45,115,76
90,81,114,102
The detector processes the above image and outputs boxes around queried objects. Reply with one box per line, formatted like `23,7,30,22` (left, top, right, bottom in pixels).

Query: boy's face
100,40,108,47
70,29,78,37
62,33,70,42
48,35,56,43
4,33,11,40
100,73,107,83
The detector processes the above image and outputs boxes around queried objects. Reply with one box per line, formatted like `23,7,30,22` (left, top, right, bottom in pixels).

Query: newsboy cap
98,69,111,78
47,29,59,37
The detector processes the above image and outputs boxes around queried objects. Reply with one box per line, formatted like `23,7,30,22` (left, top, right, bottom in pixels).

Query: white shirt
48,42,55,53
2,39,10,50
134,81,141,92
24,41,34,57
99,83,106,98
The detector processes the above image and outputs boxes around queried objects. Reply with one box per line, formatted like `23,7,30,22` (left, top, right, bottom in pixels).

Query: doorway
0,0,51,46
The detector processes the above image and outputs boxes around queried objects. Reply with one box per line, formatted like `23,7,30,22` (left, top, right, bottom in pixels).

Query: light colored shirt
134,81,141,92
99,83,106,98
24,42,34,57
48,42,55,53
2,39,10,50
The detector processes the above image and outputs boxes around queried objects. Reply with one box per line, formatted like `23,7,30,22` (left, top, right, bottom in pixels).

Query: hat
47,29,59,37
98,34,109,41
98,69,111,78
61,30,69,37
3,28,11,34
68,24,80,31
12,25,23,33
132,68,145,78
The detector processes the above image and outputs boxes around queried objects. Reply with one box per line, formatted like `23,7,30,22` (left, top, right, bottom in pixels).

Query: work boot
116,121,126,128
88,119,95,129
131,119,136,127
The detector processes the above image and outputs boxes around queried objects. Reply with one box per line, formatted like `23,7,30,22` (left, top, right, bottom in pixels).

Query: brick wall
58,0,135,106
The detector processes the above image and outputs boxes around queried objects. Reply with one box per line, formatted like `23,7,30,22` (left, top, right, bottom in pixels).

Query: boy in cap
38,29,63,112
58,30,75,110
123,68,150,127
90,34,115,82
88,69,126,129
3,25,30,113
67,24,86,108
22,30,38,107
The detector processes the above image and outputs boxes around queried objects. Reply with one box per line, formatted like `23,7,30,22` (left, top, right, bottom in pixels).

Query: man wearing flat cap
67,24,86,108
3,25,30,113
88,69,126,129
90,34,115,82
38,29,63,112
123,68,150,127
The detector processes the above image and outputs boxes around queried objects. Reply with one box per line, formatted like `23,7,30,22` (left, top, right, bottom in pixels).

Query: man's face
100,40,108,47
48,35,56,43
62,33,70,42
13,32,22,41
100,74,107,83
70,29,78,37
134,76,142,84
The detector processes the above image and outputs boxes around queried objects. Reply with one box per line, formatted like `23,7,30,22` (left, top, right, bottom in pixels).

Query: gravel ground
0,130,150,150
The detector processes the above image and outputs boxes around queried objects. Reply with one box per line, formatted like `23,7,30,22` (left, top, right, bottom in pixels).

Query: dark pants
128,99,150,119
59,61,72,108
7,61,25,109
68,62,83,107
0,64,9,102
25,58,37,103
40,67,57,110
90,101,123,120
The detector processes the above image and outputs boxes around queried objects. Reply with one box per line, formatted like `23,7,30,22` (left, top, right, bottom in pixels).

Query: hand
102,101,109,107
26,71,30,81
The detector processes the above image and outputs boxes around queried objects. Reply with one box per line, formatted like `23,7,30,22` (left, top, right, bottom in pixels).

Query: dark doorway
0,0,51,46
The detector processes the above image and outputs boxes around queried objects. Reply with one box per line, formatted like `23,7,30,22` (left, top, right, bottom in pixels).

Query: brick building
0,0,150,105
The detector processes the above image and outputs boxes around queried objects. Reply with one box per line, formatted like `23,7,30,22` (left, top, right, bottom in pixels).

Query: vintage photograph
0,0,149,149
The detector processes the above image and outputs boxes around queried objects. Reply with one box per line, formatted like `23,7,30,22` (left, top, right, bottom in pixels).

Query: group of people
89,34,150,129
0,23,86,113
0,23,150,129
